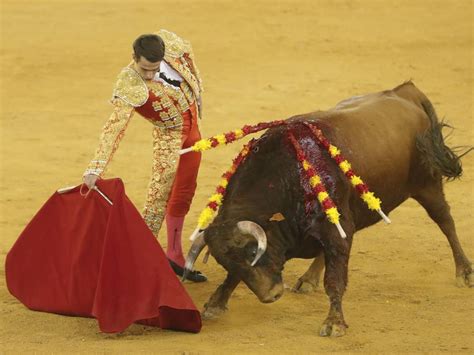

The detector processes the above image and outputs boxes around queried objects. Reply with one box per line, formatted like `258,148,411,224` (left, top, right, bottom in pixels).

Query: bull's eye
245,244,258,261
253,146,259,153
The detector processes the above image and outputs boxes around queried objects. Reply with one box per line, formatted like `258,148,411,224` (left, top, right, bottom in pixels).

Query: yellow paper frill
339,160,352,173
198,207,216,229
215,134,227,144
317,191,329,203
234,129,244,138
326,207,340,224
209,193,224,204
350,175,363,186
219,179,229,188
361,192,381,210
309,175,321,186
328,145,341,157
194,139,212,152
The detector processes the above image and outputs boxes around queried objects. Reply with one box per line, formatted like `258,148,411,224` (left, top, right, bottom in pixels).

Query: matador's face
133,55,161,81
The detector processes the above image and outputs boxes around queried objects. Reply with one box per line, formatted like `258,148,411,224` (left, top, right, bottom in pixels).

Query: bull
184,81,472,336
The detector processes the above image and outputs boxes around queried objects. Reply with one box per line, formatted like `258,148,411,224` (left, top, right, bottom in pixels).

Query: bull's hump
332,90,397,112
334,94,368,110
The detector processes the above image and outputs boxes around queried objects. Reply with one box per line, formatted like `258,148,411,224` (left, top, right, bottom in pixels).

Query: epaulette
112,67,148,107
156,29,191,58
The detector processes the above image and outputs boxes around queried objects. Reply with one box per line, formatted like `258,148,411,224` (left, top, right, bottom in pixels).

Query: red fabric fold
5,178,201,333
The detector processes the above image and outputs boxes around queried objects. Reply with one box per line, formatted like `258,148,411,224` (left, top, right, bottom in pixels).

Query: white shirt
154,61,184,85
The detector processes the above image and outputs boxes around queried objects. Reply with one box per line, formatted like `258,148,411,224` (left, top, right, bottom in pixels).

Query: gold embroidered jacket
84,30,203,177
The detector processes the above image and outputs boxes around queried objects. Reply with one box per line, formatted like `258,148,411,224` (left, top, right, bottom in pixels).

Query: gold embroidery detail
165,57,201,108
156,29,190,58
112,67,148,107
85,98,134,176
152,101,161,112
154,29,203,117
180,81,194,104
143,79,194,128
142,126,182,235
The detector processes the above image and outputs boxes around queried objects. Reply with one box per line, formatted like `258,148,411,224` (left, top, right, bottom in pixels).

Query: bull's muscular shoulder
156,29,192,58
112,66,148,107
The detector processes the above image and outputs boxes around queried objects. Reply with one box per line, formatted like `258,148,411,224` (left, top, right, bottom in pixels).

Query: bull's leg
292,253,325,293
203,273,240,319
319,223,353,337
412,181,473,287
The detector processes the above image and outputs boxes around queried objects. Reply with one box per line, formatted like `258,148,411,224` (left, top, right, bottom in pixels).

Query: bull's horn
237,221,267,267
183,231,206,281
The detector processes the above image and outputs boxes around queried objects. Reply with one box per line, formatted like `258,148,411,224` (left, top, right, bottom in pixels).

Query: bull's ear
244,243,259,261
269,212,285,222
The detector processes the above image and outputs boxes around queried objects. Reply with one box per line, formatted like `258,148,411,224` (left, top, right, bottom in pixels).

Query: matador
83,29,206,282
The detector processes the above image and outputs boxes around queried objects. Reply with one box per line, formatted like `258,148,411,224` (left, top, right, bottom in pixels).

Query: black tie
159,72,181,87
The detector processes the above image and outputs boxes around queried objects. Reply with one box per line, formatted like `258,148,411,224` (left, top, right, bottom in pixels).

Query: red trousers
166,103,201,217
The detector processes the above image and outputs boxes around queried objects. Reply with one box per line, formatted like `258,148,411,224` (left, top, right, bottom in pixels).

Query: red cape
5,178,201,333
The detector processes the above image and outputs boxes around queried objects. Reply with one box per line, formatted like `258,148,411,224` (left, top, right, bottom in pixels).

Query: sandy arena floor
1,0,473,353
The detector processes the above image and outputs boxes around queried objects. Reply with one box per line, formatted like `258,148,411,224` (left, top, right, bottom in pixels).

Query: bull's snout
260,283,284,303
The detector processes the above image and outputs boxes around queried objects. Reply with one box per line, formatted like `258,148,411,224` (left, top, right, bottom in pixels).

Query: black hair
133,34,165,62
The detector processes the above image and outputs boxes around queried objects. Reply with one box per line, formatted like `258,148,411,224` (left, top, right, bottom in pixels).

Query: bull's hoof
319,321,347,337
202,305,227,320
455,269,473,288
292,278,318,294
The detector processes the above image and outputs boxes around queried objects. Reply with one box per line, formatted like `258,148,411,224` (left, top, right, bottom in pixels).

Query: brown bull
185,81,472,336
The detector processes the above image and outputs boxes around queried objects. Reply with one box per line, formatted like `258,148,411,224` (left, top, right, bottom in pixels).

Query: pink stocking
165,215,186,267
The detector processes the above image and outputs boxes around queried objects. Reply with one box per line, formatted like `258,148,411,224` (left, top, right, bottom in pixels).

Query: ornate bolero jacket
84,29,203,177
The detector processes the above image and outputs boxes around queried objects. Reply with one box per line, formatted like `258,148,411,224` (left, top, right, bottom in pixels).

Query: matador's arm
83,67,148,177
83,98,135,177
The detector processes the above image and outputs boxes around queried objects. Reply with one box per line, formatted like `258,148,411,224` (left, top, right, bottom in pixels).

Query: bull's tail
415,100,472,180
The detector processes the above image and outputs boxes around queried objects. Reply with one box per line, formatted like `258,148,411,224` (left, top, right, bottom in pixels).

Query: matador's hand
83,174,99,189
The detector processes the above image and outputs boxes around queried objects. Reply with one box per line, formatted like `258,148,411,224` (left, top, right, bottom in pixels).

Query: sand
1,0,473,353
